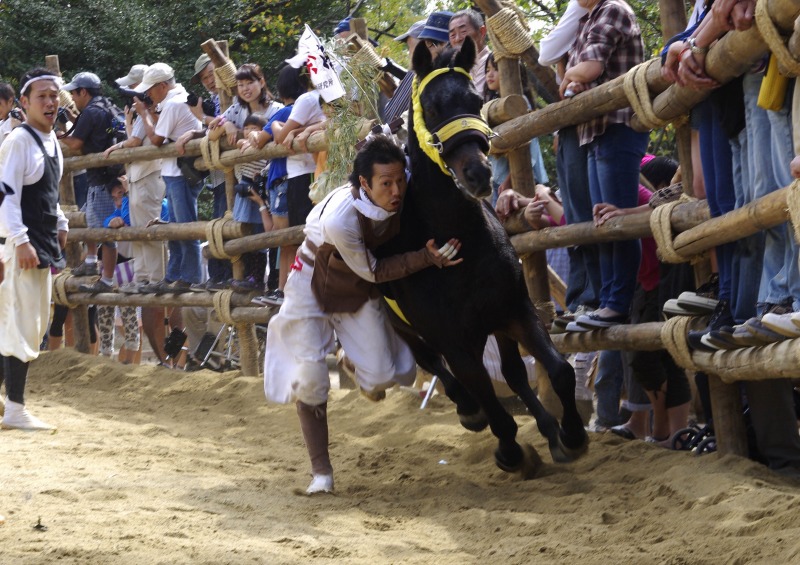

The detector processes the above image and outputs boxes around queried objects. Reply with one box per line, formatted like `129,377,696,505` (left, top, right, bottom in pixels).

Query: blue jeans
587,124,648,314
595,350,624,427
207,182,232,283
696,99,736,303
743,73,800,310
557,126,600,311
164,175,203,284
729,126,764,323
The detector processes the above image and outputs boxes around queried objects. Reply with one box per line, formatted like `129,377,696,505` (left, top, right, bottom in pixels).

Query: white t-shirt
129,116,162,183
154,84,201,177
286,91,325,178
0,118,15,148
0,126,68,248
538,0,590,72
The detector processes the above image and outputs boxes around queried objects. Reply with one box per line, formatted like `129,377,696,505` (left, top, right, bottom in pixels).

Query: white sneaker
306,474,334,495
761,312,800,338
1,399,56,431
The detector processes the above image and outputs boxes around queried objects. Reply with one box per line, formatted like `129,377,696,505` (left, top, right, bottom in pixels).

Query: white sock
85,255,98,264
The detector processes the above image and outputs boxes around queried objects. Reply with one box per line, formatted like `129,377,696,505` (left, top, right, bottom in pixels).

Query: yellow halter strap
411,67,493,176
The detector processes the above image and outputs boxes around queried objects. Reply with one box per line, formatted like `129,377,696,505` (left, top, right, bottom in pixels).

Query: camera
234,173,268,201
9,108,23,121
118,87,152,107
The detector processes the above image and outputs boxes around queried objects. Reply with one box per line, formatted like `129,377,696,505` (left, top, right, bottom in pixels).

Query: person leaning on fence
561,0,648,330
263,135,463,495
132,63,203,294
0,68,69,430
60,72,123,292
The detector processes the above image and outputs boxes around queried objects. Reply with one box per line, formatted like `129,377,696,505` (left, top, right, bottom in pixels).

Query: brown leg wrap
296,401,333,476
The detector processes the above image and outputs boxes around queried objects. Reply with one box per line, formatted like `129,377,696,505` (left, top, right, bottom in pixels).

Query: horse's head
411,37,492,200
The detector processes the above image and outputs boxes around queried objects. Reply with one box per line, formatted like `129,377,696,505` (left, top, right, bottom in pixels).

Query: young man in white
264,136,462,494
0,68,69,430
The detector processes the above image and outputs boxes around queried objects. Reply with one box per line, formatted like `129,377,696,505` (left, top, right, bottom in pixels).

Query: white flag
285,24,345,103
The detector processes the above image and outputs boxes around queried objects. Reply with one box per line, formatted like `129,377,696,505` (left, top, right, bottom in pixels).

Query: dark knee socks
1,355,28,404
296,401,333,476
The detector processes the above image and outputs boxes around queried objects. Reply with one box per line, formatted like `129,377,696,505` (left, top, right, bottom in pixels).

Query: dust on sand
2,349,799,564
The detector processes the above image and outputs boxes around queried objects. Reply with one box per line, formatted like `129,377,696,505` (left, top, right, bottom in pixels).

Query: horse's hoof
550,431,590,463
458,409,489,432
494,444,543,479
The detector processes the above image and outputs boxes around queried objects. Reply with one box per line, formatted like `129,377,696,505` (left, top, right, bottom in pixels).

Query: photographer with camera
0,83,23,147
60,72,125,293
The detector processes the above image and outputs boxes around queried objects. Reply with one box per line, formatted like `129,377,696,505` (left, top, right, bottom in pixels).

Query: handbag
177,156,206,186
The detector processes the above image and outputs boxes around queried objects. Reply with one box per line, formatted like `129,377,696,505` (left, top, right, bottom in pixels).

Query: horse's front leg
442,346,542,479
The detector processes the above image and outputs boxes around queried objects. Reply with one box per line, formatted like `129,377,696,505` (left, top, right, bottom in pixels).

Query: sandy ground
2,349,800,564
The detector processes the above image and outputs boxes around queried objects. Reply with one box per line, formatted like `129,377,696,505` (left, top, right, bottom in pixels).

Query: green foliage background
0,0,687,194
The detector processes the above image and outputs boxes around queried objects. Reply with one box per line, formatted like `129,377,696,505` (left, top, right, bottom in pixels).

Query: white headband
21,75,63,96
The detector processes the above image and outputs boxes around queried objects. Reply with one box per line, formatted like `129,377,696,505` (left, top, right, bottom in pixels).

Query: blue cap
418,11,453,44
334,16,352,35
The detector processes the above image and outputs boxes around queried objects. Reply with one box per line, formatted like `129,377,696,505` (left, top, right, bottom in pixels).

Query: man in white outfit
0,68,69,430
264,135,462,494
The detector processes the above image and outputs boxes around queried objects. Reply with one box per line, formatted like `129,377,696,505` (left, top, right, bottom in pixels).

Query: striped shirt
567,0,644,145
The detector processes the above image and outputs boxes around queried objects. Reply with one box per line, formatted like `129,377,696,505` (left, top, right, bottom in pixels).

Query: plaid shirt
567,0,644,145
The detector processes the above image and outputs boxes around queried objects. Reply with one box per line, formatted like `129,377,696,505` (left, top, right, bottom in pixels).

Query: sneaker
663,298,702,318
189,281,211,293
262,289,285,306
231,276,263,293
78,279,115,293
575,311,627,329
306,474,334,495
730,324,774,347
701,325,741,350
1,399,55,431
741,304,792,344
761,312,800,338
119,281,145,294
168,280,192,294
552,306,593,334
139,279,174,295
70,261,100,277
251,295,269,306
676,274,719,314
207,279,232,292
687,300,732,350
565,321,591,332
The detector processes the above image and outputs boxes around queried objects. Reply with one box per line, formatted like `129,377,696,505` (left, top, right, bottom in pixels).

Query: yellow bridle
411,67,494,177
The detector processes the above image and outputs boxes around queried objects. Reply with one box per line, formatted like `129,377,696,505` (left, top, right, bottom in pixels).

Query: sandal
610,425,638,441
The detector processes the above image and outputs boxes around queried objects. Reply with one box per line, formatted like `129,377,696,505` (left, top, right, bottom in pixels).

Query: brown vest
308,187,401,313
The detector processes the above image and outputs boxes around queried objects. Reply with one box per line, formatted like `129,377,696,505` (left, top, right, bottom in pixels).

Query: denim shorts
270,178,289,218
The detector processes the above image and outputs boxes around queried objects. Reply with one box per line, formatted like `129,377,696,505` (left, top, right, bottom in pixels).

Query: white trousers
129,170,166,283
0,245,50,362
264,258,416,406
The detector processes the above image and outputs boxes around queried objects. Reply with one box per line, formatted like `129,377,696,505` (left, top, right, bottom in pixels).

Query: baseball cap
395,19,426,42
417,11,453,44
334,16,352,35
115,64,148,87
62,71,102,91
133,63,175,93
191,54,212,85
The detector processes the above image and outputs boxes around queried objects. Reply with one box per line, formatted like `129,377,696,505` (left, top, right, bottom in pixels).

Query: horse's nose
464,158,492,198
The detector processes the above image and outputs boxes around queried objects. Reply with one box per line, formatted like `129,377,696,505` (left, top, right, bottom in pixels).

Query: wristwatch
687,37,709,55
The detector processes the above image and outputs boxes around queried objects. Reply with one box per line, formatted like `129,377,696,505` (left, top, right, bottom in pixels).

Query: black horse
376,38,588,478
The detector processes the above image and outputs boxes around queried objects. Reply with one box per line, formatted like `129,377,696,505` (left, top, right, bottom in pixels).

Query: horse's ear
412,40,433,79
455,36,476,71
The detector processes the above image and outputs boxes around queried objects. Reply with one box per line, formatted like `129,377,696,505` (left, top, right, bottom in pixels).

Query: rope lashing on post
213,59,238,96
486,6,534,61
52,271,76,307
755,0,800,77
649,194,698,264
213,289,237,326
623,59,674,130
205,211,240,262
350,41,384,73
199,135,232,172
660,316,700,372
786,179,800,242
534,299,556,323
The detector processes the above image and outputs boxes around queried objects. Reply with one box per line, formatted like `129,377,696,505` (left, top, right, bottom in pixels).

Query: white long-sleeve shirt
538,1,590,69
0,125,68,248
